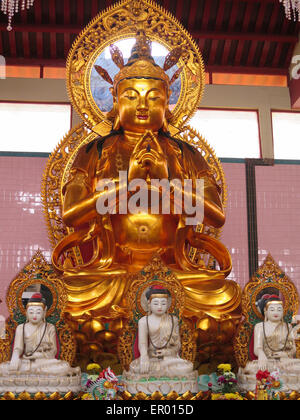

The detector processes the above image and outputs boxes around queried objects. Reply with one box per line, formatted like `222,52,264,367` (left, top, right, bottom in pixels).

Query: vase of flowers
217,364,238,394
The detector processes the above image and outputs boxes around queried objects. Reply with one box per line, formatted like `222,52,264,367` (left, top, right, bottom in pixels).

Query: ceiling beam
0,24,297,45
192,31,298,43
3,57,289,77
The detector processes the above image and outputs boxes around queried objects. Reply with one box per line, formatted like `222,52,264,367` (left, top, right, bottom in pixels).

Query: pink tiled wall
256,164,300,295
221,163,249,290
0,157,50,317
4,157,295,318
0,157,249,317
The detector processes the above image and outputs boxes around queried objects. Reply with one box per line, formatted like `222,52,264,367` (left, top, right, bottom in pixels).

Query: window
189,109,261,159
0,103,71,153
272,111,300,160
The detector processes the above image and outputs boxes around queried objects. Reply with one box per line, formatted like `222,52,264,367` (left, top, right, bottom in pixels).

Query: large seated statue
0,293,81,396
45,0,241,325
234,255,300,394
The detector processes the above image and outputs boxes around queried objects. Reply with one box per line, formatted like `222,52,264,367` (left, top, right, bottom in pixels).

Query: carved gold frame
0,251,76,365
117,255,196,370
233,254,299,368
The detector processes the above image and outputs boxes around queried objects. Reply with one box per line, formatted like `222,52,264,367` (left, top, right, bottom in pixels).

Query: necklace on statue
263,321,290,356
146,314,174,359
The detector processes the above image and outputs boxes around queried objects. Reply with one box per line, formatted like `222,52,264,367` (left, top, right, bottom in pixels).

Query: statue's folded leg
174,271,242,319
62,268,129,318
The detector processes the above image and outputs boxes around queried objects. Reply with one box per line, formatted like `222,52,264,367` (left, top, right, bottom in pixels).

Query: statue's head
146,285,171,316
26,293,47,325
95,30,182,133
258,294,283,322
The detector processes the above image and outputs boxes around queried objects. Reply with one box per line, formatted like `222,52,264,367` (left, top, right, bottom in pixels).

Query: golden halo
66,0,206,130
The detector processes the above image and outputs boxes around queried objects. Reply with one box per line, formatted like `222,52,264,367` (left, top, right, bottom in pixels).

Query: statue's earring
113,114,121,131
107,87,120,130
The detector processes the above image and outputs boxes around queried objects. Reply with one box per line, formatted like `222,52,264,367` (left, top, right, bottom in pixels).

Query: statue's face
149,297,169,316
116,78,168,133
26,305,45,324
266,303,284,322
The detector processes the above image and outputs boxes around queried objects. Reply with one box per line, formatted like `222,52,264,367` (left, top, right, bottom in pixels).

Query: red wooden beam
8,31,17,58
234,40,246,66
201,0,212,32
64,0,71,26
49,0,56,25
241,1,253,32
77,0,84,26
192,31,298,43
227,0,239,32
221,39,232,66
208,39,219,65
92,0,99,18
2,56,290,77
215,0,227,32
22,32,30,59
254,1,268,32
34,0,42,25
50,32,57,60
259,41,271,67
187,0,199,31
1,23,297,44
36,32,44,59
175,0,184,22
5,57,66,67
246,40,259,67
267,2,280,33
206,65,288,76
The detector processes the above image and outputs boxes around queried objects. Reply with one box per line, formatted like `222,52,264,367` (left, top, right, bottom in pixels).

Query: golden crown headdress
94,29,183,91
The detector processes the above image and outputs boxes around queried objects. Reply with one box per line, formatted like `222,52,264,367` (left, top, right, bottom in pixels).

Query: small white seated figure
238,294,300,393
122,285,198,395
0,293,81,395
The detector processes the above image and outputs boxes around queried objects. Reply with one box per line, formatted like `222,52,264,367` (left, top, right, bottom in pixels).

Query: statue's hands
9,357,21,372
128,133,168,182
273,351,289,360
258,353,268,371
155,348,176,358
140,355,150,374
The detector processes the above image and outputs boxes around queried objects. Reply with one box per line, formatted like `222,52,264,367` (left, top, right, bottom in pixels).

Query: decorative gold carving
0,251,76,366
118,255,196,370
66,0,206,130
234,254,299,368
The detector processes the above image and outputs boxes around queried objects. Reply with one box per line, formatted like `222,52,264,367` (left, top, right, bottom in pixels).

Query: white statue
122,286,198,395
238,294,300,393
0,293,81,395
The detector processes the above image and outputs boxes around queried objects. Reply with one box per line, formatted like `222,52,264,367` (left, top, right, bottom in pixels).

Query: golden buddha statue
51,28,241,324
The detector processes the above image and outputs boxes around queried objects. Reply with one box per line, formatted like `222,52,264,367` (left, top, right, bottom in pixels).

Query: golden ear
113,115,121,131
106,88,119,123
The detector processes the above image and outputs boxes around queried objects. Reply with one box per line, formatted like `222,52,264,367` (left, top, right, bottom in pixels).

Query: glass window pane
272,112,300,160
0,103,71,153
189,109,261,159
